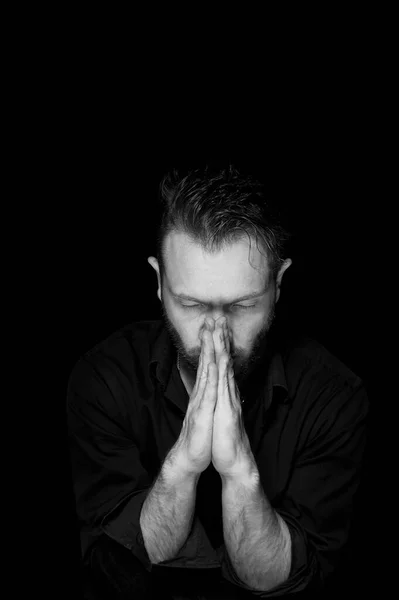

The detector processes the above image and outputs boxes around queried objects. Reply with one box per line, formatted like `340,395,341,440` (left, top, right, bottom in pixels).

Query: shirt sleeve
219,379,370,597
66,355,220,572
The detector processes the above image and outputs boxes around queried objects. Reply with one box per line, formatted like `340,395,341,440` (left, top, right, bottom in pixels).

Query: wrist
220,459,259,488
163,450,202,486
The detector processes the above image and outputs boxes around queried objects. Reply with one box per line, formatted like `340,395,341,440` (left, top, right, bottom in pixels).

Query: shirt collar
148,320,289,406
148,321,176,389
266,351,289,405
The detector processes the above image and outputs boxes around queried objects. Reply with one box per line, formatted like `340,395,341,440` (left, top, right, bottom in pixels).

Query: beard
161,300,276,387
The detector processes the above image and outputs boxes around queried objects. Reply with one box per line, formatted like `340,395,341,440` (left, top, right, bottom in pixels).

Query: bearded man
67,166,369,599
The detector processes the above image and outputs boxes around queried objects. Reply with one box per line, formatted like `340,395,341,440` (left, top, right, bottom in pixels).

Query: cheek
175,317,201,349
229,312,266,348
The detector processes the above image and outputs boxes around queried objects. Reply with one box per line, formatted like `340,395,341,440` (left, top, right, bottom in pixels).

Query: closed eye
180,303,256,310
233,304,256,310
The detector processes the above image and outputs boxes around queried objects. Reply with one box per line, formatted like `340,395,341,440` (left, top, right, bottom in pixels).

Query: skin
148,230,292,391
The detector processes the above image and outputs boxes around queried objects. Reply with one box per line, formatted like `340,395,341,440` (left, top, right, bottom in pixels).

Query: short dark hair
155,165,291,284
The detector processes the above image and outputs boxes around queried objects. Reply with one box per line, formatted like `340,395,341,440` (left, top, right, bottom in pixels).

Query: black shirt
66,319,369,597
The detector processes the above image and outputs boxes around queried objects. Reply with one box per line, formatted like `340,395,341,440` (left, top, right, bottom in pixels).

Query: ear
275,258,292,303
147,256,162,302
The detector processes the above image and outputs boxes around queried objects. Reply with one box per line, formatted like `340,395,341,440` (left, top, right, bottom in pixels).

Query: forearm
139,455,199,564
221,468,291,592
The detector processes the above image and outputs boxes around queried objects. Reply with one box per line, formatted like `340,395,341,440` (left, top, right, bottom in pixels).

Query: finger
213,317,227,367
195,327,216,398
197,330,217,409
217,352,230,400
223,320,231,357
226,356,240,408
204,324,216,367
203,361,218,409
193,327,210,396
201,320,215,363
205,317,215,334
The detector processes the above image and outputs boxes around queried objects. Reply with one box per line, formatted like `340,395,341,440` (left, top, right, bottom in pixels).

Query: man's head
148,166,292,385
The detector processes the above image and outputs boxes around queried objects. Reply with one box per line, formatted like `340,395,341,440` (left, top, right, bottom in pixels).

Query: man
67,166,369,599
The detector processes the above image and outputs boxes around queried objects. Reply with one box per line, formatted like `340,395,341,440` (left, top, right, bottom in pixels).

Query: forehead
163,231,270,299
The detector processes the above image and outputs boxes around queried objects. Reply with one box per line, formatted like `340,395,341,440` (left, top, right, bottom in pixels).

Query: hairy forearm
139,457,199,564
221,468,292,592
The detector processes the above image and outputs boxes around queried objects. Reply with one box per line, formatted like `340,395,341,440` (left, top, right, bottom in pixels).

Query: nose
201,316,233,350
206,313,227,328
204,315,231,340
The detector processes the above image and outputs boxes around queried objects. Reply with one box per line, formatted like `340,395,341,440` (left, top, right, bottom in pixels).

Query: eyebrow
172,289,267,304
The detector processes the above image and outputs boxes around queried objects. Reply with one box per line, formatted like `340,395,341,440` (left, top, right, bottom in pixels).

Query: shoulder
67,320,162,403
84,319,162,358
283,334,362,387
277,335,370,457
279,333,368,416
74,320,162,366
